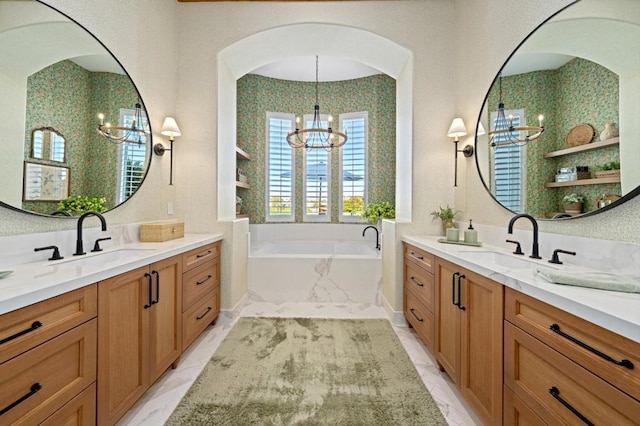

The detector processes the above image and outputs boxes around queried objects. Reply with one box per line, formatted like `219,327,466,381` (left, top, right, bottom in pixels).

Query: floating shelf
544,176,621,188
236,214,249,219
543,137,619,158
236,146,251,160
236,181,250,189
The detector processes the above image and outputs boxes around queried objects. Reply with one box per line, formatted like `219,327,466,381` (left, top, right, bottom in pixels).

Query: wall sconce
153,117,181,185
447,117,474,187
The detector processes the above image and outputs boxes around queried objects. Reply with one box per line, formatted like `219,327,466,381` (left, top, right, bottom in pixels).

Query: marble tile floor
118,302,482,425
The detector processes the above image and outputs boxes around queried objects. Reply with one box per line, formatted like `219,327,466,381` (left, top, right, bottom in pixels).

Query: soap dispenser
464,219,478,244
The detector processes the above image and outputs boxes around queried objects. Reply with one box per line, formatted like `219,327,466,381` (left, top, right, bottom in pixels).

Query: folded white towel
536,267,640,294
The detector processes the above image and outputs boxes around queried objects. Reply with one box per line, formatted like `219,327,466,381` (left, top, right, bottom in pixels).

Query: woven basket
594,169,620,179
565,124,595,147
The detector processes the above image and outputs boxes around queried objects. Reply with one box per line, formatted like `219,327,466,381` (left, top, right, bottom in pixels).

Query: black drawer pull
0,383,42,416
197,275,213,285
151,270,160,305
196,307,212,320
456,274,466,311
410,276,424,287
143,272,153,309
409,308,424,322
451,272,459,306
0,321,43,345
196,250,212,259
549,324,634,370
549,386,594,426
410,252,424,260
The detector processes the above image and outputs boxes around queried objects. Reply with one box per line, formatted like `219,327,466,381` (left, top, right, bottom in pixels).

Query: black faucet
74,211,107,256
363,225,380,250
507,213,541,259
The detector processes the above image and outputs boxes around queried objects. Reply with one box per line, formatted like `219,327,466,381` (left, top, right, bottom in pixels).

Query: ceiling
250,55,381,82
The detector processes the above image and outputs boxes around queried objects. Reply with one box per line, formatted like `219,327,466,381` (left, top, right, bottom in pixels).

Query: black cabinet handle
548,386,594,426
151,270,160,305
143,273,153,309
410,276,424,287
196,250,212,259
451,272,459,306
409,252,424,260
456,274,466,311
409,308,424,322
0,383,42,416
0,321,43,345
549,324,633,370
197,275,213,286
196,307,212,320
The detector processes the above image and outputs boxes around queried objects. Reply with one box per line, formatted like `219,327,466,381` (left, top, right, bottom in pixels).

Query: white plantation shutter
303,114,330,222
266,112,295,221
490,109,525,213
117,108,148,203
339,112,367,222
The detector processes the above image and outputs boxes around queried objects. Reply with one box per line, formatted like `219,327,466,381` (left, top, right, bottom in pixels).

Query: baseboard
382,295,407,327
220,293,249,323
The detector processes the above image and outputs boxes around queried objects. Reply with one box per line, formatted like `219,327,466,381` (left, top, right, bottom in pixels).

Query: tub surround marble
403,233,640,342
0,225,222,315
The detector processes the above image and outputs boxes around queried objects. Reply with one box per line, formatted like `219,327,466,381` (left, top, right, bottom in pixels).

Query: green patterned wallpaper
237,74,396,223
23,60,138,214
487,58,619,217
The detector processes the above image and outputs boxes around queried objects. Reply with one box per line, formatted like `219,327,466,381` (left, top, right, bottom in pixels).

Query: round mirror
475,0,640,220
0,0,151,217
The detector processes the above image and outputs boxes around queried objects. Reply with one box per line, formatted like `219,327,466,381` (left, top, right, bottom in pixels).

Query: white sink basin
49,248,155,267
461,251,547,270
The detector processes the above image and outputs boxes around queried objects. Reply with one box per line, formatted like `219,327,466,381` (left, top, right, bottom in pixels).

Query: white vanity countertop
0,233,223,316
403,235,640,343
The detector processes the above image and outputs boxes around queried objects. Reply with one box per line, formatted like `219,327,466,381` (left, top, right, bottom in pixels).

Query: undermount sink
461,251,547,270
49,248,155,267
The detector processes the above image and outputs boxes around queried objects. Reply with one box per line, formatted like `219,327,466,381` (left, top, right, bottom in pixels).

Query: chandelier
286,56,348,150
97,102,148,144
488,73,544,148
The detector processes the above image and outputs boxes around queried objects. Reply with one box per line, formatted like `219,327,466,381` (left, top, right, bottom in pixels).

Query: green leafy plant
57,195,107,214
562,193,585,204
236,195,243,206
430,205,460,221
596,161,620,171
362,201,395,225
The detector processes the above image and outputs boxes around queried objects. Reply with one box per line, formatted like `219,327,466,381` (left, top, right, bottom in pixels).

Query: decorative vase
563,202,583,214
599,122,618,141
441,219,456,235
236,203,241,215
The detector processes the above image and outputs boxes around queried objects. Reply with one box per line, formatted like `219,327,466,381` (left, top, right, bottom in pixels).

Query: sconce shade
447,118,468,140
477,121,486,136
161,117,181,140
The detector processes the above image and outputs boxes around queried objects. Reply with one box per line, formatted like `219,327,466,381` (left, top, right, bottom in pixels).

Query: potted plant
562,193,585,214
594,161,620,179
430,205,460,234
362,201,395,226
57,195,107,215
236,195,242,215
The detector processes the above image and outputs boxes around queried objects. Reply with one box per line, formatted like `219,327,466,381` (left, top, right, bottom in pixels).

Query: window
339,112,367,222
490,109,525,212
302,114,330,222
117,108,148,204
266,112,295,222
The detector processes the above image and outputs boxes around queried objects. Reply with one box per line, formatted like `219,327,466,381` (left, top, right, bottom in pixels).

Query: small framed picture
23,162,70,201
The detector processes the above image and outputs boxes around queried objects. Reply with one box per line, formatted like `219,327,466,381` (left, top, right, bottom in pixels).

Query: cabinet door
434,258,460,385
459,269,504,426
97,266,150,426
148,255,183,384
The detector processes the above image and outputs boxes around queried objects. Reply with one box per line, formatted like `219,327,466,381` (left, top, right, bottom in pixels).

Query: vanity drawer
505,287,640,401
404,287,434,352
504,321,640,425
0,284,97,365
182,287,219,352
40,383,96,426
182,258,219,312
0,320,97,425
404,261,434,312
182,242,220,273
403,243,434,274
503,385,544,426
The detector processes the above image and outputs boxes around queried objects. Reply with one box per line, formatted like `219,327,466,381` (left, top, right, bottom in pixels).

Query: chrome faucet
507,213,541,259
74,211,107,256
363,225,380,250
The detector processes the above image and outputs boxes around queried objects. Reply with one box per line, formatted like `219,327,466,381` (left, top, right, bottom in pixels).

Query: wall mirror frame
475,0,640,220
0,0,152,218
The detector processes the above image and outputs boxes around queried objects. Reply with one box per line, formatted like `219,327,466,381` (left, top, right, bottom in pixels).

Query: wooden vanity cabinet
97,255,182,425
434,257,504,426
403,244,436,352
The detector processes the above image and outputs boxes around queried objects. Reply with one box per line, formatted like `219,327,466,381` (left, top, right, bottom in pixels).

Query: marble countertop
403,235,640,343
0,233,223,316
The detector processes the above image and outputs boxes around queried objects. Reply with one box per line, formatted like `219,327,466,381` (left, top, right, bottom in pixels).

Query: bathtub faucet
362,225,380,250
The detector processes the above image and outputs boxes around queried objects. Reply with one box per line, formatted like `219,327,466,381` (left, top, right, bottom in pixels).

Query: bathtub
248,225,382,304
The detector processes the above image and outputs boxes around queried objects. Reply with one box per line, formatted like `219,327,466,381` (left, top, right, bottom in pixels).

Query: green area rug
166,317,446,425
